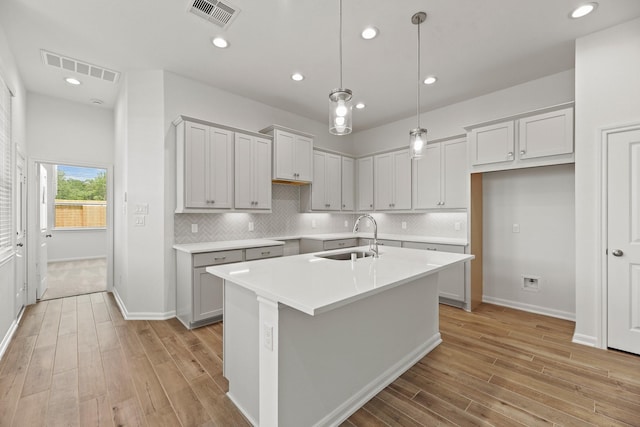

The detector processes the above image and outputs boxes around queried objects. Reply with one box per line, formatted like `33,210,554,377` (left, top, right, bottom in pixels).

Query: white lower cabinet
402,241,466,303
299,238,358,254
176,245,283,329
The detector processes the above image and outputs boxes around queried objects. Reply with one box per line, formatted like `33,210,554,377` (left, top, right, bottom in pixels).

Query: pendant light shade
410,12,427,159
329,0,353,135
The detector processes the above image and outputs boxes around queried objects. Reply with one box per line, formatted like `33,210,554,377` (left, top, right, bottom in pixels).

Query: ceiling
1,0,640,132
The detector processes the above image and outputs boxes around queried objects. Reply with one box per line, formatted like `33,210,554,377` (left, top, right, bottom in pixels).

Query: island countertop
207,245,473,316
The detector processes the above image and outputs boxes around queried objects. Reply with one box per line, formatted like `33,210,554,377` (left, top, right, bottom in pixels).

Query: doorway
604,124,640,355
35,162,112,301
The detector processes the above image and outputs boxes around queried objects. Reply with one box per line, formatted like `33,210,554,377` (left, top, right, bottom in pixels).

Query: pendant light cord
339,0,343,88
416,18,421,129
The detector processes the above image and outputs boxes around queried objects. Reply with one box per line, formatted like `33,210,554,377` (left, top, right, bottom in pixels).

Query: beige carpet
42,258,107,300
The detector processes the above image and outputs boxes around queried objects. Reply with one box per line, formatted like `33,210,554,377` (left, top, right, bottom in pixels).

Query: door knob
17,243,23,247
612,249,624,257
45,234,52,238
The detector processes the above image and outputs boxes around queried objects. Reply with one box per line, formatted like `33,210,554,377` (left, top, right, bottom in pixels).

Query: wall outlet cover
191,224,198,233
402,222,407,230
248,222,255,232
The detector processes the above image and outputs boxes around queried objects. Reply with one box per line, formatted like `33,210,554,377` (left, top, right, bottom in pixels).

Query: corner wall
574,17,640,347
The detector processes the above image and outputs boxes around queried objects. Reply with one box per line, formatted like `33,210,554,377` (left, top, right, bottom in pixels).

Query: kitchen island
207,245,473,427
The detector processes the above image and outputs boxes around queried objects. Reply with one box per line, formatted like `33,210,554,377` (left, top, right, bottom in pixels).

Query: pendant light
329,0,352,135
409,12,428,159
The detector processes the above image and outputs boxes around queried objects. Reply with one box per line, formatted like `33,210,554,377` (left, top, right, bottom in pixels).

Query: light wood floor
1,293,639,426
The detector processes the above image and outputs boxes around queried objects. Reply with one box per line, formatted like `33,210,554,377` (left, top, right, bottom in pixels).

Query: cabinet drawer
324,238,357,250
193,250,243,267
402,241,465,253
245,245,284,261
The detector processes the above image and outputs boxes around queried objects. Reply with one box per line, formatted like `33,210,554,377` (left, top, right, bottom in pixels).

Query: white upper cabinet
374,150,411,210
341,157,355,211
176,119,234,212
234,134,272,210
467,103,574,173
356,156,374,211
413,138,468,210
261,125,314,183
310,151,341,211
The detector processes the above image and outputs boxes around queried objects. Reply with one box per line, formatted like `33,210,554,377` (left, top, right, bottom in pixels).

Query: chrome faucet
353,214,379,258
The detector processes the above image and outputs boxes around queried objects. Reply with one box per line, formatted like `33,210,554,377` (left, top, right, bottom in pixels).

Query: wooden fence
55,200,106,228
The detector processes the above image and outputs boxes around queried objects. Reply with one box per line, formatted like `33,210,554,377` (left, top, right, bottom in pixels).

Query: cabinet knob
520,150,526,155
507,151,514,158
370,204,373,208
342,204,345,208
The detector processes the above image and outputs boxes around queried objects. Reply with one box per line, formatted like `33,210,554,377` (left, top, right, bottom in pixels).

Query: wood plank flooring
1,293,639,426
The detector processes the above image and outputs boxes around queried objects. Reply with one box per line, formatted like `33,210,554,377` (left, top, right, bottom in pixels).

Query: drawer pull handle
427,248,437,251
261,251,271,256
338,243,345,246
214,256,227,261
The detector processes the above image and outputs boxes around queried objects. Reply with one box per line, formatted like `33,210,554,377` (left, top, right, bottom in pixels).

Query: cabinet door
193,267,223,321
413,144,441,209
392,150,411,210
253,137,272,209
341,157,355,211
374,153,393,210
295,135,314,182
208,127,234,208
442,139,468,209
357,157,374,211
469,121,515,165
273,130,295,180
185,122,209,208
311,151,326,210
234,133,254,209
518,108,573,160
325,153,342,211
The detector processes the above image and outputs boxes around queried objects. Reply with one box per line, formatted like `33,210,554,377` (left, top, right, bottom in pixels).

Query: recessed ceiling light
571,3,598,18
423,76,437,85
291,73,304,81
361,27,379,40
64,77,81,85
212,37,229,48
355,103,366,109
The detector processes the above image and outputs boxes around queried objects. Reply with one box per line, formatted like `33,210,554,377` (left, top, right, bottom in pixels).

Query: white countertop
207,246,474,316
173,239,285,254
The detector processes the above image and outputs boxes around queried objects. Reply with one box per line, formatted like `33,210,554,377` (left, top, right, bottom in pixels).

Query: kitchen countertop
173,239,285,254
207,245,473,316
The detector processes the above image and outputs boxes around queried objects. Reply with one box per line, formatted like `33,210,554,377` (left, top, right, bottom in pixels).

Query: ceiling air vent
40,50,120,84
188,0,240,29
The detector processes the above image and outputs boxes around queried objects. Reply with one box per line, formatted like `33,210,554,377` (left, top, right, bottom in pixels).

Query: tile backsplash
174,184,467,244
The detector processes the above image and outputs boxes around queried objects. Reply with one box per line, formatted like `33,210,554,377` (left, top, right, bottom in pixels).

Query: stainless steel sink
315,251,375,261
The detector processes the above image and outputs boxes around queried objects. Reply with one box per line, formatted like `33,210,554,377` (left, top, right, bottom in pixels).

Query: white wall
0,23,27,358
352,70,575,156
48,229,107,262
574,18,640,347
483,165,575,319
26,92,114,164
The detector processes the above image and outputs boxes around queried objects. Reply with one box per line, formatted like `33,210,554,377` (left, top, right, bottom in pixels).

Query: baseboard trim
482,296,575,321
227,392,258,427
0,306,24,363
316,333,442,427
111,287,175,321
572,333,598,347
48,256,107,263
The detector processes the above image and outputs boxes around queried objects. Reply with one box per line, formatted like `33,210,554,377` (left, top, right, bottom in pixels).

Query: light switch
263,323,273,351
135,203,149,214
512,223,520,233
134,215,145,227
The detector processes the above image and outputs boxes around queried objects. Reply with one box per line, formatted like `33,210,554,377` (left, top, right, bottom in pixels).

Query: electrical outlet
402,221,407,230
454,222,461,231
311,220,317,228
263,323,273,351
248,222,254,232
191,224,198,233
344,220,348,228
512,223,520,233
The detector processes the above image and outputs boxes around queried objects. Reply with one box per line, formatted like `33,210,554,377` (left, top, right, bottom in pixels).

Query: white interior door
37,164,49,299
15,153,26,314
607,127,640,355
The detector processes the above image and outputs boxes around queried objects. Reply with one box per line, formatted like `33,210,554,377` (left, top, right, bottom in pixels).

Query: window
54,165,107,229
0,75,11,259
